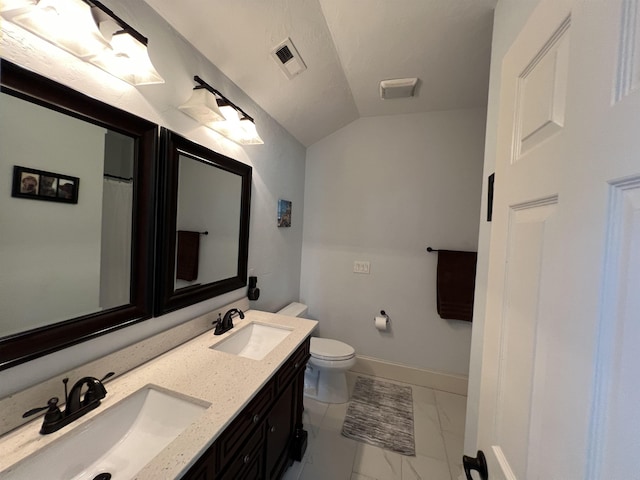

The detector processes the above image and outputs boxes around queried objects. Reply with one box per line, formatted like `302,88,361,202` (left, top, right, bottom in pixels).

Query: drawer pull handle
252,414,260,424
294,362,300,369
270,425,276,433
243,454,251,464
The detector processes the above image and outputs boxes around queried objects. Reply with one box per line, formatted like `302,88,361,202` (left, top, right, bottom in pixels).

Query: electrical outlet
353,261,370,274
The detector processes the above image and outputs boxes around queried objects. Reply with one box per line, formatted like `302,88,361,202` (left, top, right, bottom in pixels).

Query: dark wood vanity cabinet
265,382,294,479
183,457,214,480
181,337,310,480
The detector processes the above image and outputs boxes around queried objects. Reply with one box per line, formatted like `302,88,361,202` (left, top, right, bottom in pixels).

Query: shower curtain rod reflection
104,173,133,182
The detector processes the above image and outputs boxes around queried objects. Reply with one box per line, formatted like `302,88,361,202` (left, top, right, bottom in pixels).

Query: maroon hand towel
436,250,478,322
176,231,200,281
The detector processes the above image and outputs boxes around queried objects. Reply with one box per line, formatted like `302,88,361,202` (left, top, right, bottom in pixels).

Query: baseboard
350,355,468,396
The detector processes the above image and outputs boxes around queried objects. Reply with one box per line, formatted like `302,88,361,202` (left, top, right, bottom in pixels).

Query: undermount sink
210,322,292,360
2,386,209,480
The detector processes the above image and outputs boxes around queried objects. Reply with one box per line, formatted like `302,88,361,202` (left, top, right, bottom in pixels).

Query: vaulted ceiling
144,0,496,147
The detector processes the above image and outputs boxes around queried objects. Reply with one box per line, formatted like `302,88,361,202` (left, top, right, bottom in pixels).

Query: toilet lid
310,337,355,361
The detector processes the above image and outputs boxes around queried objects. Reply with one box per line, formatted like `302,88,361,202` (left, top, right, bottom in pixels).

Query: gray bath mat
341,376,415,456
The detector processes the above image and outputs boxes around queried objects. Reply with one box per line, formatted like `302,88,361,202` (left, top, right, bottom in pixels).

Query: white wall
0,0,306,396
463,0,541,455
0,94,105,336
176,156,241,287
301,109,486,376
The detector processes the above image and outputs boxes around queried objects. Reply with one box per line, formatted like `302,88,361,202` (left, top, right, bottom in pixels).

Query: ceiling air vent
380,78,419,99
271,37,307,79
275,45,294,64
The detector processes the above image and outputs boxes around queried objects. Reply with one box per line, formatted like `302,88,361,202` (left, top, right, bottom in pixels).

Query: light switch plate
353,261,370,274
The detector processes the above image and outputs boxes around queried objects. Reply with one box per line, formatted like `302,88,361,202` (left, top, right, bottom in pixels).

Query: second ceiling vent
271,37,307,79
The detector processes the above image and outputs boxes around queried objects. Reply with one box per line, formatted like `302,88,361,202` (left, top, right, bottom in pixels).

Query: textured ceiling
143,0,496,147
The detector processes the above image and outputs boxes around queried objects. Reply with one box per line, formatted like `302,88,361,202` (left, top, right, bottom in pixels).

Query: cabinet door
266,382,294,480
292,365,306,432
237,448,264,480
180,443,216,480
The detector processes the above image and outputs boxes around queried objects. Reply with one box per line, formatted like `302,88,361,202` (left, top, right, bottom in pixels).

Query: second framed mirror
155,129,252,314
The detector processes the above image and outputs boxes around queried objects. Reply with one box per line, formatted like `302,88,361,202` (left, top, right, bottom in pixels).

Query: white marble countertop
0,310,317,479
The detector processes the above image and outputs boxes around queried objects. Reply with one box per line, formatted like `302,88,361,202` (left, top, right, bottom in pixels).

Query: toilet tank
277,302,308,318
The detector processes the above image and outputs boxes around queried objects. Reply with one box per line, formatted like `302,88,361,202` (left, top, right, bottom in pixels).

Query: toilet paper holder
374,310,390,330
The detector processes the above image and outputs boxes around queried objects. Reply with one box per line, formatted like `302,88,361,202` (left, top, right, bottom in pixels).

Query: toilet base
304,367,350,404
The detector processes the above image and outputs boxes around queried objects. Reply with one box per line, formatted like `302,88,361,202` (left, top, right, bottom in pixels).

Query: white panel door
470,0,640,479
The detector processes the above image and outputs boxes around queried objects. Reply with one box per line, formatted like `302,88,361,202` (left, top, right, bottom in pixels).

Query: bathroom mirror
155,129,251,314
0,60,157,370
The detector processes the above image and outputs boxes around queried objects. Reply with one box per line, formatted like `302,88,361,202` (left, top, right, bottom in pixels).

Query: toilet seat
310,337,355,361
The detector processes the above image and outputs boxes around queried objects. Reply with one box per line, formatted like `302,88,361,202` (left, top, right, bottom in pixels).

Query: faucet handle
23,397,60,419
213,313,225,335
99,371,115,383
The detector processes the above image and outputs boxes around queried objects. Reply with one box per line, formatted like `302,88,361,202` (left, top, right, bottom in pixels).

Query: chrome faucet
23,372,114,434
213,308,244,335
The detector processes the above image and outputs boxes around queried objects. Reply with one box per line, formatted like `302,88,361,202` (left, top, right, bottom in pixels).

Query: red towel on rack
436,250,477,322
176,231,200,281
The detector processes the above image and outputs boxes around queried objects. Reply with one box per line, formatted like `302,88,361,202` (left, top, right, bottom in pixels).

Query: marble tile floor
282,372,467,480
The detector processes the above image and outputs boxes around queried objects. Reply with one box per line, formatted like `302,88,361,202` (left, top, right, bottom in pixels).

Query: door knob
463,450,488,480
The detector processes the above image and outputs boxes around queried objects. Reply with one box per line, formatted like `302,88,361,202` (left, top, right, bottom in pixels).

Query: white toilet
277,302,356,404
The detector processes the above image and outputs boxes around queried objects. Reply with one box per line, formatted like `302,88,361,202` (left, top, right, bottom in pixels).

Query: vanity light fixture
0,0,164,86
88,10,164,86
238,116,265,145
2,0,109,58
216,98,241,123
179,75,264,145
179,87,225,123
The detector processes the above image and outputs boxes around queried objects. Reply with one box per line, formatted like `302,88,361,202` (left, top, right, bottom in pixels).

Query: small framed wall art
12,165,79,204
277,199,292,227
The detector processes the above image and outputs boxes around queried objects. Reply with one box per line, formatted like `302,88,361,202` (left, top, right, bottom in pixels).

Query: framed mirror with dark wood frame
155,129,251,315
0,60,157,370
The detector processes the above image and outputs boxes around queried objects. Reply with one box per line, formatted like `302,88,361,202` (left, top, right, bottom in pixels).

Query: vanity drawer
217,379,274,468
218,423,265,480
276,338,310,391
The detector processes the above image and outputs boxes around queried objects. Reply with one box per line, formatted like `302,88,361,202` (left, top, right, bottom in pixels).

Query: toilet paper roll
375,315,389,331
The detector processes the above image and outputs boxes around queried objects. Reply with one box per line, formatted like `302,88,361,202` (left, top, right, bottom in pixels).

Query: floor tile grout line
434,393,457,480
293,372,465,480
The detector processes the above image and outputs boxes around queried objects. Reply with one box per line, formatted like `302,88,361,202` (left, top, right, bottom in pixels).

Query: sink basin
210,322,292,360
1,386,209,480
